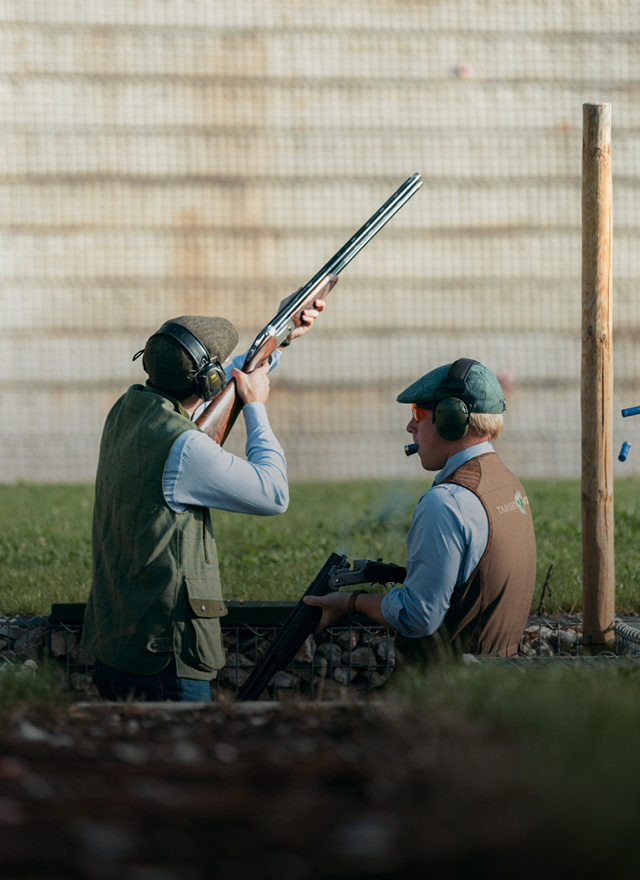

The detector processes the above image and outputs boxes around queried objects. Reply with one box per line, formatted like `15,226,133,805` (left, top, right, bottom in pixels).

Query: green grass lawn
391,658,640,862
1,479,640,616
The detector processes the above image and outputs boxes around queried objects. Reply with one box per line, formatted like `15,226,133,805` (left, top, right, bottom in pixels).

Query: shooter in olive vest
305,358,537,658
83,303,324,701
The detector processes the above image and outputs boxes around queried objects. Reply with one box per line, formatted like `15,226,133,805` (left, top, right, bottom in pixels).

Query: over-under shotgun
195,173,423,445
236,553,406,702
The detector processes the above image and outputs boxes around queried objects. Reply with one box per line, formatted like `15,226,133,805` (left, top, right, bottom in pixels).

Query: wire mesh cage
3,610,640,701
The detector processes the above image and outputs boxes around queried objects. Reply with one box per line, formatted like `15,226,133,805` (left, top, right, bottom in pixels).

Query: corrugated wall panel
1,0,640,482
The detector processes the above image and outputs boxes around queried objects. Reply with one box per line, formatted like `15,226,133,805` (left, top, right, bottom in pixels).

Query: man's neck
435,438,494,483
182,393,205,417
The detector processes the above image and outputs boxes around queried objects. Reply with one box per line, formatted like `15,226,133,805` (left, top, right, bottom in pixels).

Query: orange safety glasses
411,403,429,423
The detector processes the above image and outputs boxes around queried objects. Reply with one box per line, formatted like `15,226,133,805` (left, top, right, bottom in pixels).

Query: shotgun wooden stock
195,172,422,446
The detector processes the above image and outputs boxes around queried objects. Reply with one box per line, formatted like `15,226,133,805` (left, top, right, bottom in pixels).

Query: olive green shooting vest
81,384,227,680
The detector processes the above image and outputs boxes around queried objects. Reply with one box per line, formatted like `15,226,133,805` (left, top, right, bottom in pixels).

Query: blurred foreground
1,663,640,878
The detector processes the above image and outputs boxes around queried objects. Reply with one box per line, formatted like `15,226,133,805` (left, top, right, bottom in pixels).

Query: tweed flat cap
397,360,506,414
142,315,238,393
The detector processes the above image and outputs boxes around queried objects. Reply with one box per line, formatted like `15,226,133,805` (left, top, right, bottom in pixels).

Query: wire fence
3,1,640,482
2,611,639,701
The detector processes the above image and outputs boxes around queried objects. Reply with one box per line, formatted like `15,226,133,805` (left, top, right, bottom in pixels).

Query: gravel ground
0,696,614,879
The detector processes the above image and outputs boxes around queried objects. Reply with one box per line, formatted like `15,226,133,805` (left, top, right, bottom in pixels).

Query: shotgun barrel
245,173,423,359
236,552,347,702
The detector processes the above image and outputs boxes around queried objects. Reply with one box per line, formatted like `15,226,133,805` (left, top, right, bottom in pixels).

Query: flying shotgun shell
619,441,631,462
622,406,640,418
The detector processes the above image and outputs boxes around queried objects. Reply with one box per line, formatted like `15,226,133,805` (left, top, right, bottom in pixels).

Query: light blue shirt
163,349,289,515
380,442,494,638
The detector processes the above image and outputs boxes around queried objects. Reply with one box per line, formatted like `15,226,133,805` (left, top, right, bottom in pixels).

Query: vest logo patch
497,491,529,515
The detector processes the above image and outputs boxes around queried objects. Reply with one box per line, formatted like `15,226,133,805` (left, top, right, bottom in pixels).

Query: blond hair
469,412,503,442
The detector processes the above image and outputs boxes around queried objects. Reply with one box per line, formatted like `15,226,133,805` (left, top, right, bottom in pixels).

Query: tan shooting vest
441,452,536,655
398,452,536,661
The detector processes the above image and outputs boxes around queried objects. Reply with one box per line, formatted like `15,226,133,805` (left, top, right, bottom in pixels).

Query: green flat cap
397,359,506,414
142,315,238,394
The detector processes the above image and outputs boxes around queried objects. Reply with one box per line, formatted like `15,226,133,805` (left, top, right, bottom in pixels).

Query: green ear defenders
151,322,227,401
433,358,479,441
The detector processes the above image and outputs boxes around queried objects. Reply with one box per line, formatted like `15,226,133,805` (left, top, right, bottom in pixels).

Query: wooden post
581,103,615,648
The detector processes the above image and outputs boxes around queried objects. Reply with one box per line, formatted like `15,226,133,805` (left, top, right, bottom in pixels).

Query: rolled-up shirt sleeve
380,484,488,637
164,401,289,515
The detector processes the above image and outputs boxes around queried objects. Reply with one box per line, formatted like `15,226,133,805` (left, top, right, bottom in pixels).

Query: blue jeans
94,657,212,702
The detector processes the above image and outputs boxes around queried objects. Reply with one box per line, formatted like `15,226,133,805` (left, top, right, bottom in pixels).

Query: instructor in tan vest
305,358,536,658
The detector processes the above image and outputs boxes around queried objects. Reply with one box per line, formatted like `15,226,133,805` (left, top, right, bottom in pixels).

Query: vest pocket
182,577,227,673
188,597,227,618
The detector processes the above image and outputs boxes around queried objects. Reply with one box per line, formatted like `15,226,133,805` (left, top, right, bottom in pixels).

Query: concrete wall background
2,0,640,481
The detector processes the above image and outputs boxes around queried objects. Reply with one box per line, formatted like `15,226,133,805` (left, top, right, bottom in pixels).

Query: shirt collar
433,441,495,485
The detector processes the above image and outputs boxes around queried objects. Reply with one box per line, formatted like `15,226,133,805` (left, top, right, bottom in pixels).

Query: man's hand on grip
232,362,271,405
